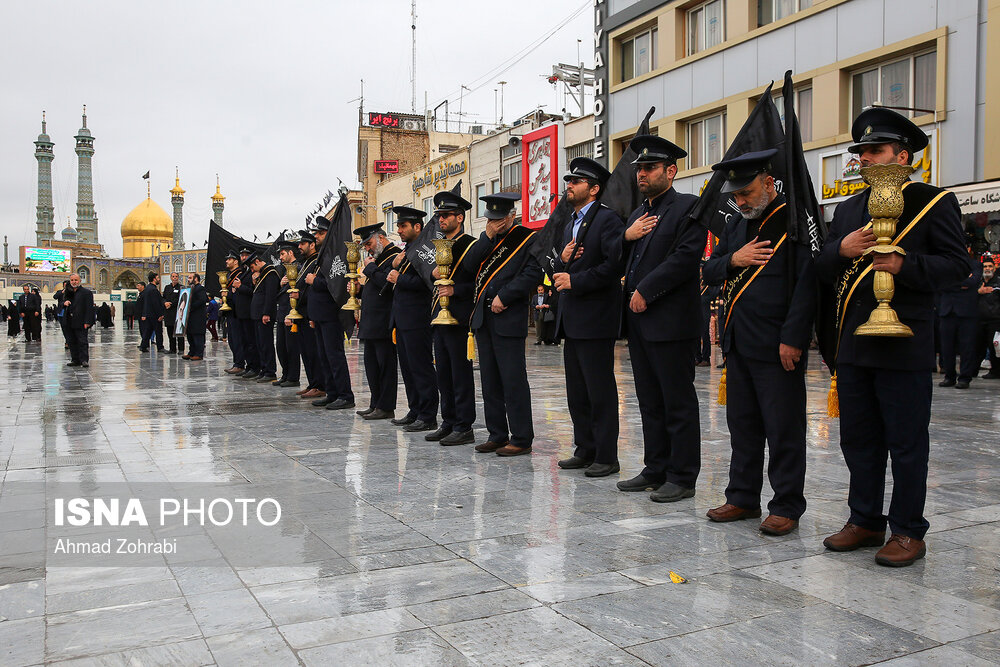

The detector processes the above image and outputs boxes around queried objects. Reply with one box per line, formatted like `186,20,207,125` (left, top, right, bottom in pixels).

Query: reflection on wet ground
1,322,999,665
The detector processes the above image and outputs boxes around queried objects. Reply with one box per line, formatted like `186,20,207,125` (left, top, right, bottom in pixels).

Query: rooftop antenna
498,81,507,125
411,0,417,113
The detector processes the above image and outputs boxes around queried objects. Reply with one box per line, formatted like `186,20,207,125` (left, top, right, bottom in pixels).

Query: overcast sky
0,1,593,258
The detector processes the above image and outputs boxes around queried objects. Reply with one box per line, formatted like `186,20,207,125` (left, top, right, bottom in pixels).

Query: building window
775,87,813,142
475,183,487,218
490,178,500,194
758,0,812,27
852,50,936,119
187,258,196,272
99,268,108,286
566,141,595,161
620,27,657,82
687,112,727,169
384,209,395,227
163,260,169,272
77,266,90,284
501,163,522,193
200,258,206,271
688,0,724,56
173,260,182,273
501,143,521,161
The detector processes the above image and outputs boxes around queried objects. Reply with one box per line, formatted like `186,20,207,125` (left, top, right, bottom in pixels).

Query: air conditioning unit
401,119,424,131
470,125,483,134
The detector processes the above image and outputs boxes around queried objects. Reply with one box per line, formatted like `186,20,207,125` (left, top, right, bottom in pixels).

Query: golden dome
121,197,173,238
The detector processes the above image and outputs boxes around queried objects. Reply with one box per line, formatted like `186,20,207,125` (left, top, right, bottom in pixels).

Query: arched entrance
114,270,140,289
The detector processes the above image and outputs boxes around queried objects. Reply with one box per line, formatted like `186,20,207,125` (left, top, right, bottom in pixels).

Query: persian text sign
521,124,560,229
374,160,399,174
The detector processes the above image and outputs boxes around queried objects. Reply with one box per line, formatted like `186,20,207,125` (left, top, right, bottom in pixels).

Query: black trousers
434,326,476,432
837,363,931,540
240,318,258,371
724,349,807,519
166,322,184,353
363,338,397,410
564,337,618,464
140,318,162,349
60,318,72,345
396,326,438,422
977,319,999,374
227,314,244,368
254,320,276,376
316,319,353,401
939,315,978,382
126,315,135,330
276,322,300,382
698,302,712,362
476,316,533,448
626,329,701,488
187,330,205,358
299,321,323,390
23,313,41,340
67,327,89,363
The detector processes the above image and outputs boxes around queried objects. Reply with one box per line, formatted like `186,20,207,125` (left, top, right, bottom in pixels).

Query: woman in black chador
97,303,113,328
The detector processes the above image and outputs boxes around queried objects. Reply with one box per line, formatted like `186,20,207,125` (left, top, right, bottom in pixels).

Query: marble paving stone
170,563,246,596
186,587,273,637
405,589,541,627
0,579,43,620
298,628,471,666
0,616,44,666
44,566,175,595
47,639,214,666
951,631,1000,664
346,544,459,572
46,578,181,614
871,644,997,666
235,558,358,587
519,570,644,603
205,627,300,667
434,607,645,666
279,607,426,649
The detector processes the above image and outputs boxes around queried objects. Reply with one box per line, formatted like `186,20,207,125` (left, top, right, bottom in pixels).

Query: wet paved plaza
2,321,1000,665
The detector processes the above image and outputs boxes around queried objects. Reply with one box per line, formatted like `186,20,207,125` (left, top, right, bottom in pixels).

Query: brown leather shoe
189,356,203,361
706,503,762,523
875,534,926,567
496,444,531,457
474,440,508,453
760,515,798,536
301,389,326,399
224,366,243,374
823,523,886,552
295,388,310,396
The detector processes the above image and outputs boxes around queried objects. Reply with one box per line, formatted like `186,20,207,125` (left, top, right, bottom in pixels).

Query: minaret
211,174,225,226
34,112,56,245
75,105,98,244
170,167,185,247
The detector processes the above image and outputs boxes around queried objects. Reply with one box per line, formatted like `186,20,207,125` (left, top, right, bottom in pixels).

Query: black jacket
703,197,817,363
979,274,1000,322
17,291,41,315
553,203,625,340
162,282,183,319
187,284,208,332
250,266,280,320
939,261,982,318
141,284,165,319
432,233,477,327
621,188,703,342
296,253,319,321
359,245,401,339
816,182,971,370
64,286,96,329
231,265,254,319
390,252,433,332
466,226,543,336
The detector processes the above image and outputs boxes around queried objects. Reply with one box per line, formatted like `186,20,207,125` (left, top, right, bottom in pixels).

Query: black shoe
256,374,278,383
617,475,663,492
277,380,300,388
424,426,454,441
650,482,696,503
241,370,262,380
405,420,437,432
312,397,335,407
558,456,594,470
391,415,417,426
982,371,1000,379
534,341,543,345
66,361,81,367
440,430,475,446
357,406,376,417
138,347,149,352
939,378,956,387
955,380,970,389
325,399,356,410
164,349,175,355
584,462,621,478
363,409,394,420
271,377,286,386
81,362,89,368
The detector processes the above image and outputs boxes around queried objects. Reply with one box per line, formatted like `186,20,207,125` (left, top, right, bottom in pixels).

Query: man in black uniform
248,253,280,383
551,157,625,476
274,240,301,387
231,247,260,378
305,215,355,410
295,231,326,399
63,273,95,367
183,272,208,361
466,192,542,457
17,285,42,343
697,267,720,367
222,252,246,374
139,273,165,352
702,149,817,536
386,207,438,432
428,189,478,446
616,135,704,502
162,272,185,355
816,108,971,566
977,257,1000,378
356,223,401,420
132,282,145,338
938,259,982,389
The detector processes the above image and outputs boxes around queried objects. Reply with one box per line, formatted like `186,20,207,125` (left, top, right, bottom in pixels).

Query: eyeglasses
566,177,590,185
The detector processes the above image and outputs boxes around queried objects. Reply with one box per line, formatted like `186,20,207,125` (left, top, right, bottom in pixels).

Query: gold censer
342,241,362,311
284,263,303,320
430,238,459,326
216,271,232,312
854,163,915,337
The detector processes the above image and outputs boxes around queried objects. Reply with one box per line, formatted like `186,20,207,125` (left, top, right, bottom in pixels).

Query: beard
740,191,772,220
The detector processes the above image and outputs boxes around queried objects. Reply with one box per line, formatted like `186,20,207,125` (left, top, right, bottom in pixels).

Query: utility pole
411,0,417,113
498,81,507,125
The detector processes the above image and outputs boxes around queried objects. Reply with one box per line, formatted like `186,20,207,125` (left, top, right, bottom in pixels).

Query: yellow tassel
828,373,840,418
467,331,476,362
392,328,396,345
290,323,298,333
717,368,727,406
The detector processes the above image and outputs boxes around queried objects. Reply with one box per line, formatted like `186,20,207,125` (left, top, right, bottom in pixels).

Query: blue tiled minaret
171,167,185,247
212,174,225,227
75,106,98,244
34,112,56,245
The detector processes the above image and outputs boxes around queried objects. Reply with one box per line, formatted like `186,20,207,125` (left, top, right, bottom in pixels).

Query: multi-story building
593,0,997,246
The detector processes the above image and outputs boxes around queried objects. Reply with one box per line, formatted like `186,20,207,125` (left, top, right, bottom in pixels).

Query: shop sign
521,124,561,229
412,159,467,196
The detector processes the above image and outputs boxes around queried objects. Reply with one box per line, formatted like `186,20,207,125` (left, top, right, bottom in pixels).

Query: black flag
687,82,784,238
405,181,462,289
142,171,150,179
318,195,352,307
781,70,826,255
528,196,574,277
205,221,266,297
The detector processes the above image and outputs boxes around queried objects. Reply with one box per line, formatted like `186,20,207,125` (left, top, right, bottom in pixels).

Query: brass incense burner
217,271,232,312
284,262,303,320
430,238,459,326
342,241,361,311
854,163,915,337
